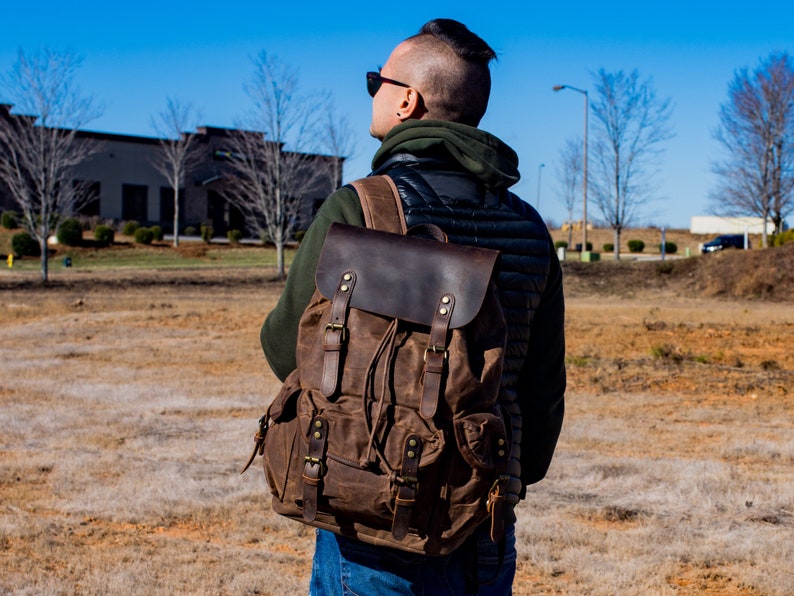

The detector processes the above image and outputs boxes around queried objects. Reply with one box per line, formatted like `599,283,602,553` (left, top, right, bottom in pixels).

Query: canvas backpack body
244,176,512,556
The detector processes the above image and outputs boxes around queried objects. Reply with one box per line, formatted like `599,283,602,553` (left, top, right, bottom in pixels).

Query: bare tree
151,98,202,247
0,49,101,281
711,52,794,246
555,136,583,248
589,68,674,259
320,106,356,190
223,52,329,279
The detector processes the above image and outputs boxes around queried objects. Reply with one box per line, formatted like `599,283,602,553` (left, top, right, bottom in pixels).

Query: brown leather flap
316,223,500,329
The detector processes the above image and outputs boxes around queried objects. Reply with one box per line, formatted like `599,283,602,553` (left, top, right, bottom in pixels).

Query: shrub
771,229,794,246
554,240,568,249
659,241,678,254
184,225,198,236
227,229,243,245
11,231,40,257
56,217,83,247
94,224,115,246
122,221,140,236
150,225,164,241
134,227,154,245
1,211,19,229
627,239,645,253
603,243,614,252
200,224,214,244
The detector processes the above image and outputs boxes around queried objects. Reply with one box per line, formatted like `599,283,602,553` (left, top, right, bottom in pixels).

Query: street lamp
536,163,545,210
553,84,588,255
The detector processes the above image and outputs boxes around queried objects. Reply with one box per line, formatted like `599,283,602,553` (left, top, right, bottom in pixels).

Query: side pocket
263,373,305,502
452,410,510,474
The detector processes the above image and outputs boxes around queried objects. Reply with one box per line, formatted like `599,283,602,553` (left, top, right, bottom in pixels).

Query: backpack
243,175,511,556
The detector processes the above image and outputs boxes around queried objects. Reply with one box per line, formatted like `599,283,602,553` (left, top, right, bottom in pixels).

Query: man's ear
397,88,427,121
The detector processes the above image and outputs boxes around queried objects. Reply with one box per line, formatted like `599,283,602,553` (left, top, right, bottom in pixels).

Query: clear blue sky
3,1,793,229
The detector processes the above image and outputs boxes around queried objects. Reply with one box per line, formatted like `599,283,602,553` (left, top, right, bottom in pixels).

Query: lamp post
553,84,588,255
536,163,545,210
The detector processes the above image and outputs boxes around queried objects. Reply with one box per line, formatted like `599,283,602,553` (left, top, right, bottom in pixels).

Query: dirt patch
0,253,792,595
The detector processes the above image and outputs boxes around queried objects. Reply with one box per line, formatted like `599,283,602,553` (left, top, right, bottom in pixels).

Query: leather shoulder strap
349,176,407,235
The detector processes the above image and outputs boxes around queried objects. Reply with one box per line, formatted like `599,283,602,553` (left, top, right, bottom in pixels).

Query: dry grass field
1,246,792,595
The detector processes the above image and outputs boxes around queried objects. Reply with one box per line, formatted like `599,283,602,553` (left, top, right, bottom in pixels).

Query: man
261,18,565,595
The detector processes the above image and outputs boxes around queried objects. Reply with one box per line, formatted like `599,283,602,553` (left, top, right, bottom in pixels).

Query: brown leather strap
487,475,509,542
350,176,407,234
302,415,329,522
392,434,422,540
320,271,356,398
420,294,454,420
240,414,268,474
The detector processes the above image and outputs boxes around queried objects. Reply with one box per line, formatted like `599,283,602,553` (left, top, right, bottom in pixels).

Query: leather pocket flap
316,223,500,329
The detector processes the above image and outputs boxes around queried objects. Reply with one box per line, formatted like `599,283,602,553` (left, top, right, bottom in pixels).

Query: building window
122,184,148,222
75,180,101,217
159,187,185,233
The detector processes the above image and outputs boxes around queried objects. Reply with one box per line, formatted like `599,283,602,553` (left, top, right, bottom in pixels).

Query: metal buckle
423,345,448,363
303,456,327,476
324,323,348,343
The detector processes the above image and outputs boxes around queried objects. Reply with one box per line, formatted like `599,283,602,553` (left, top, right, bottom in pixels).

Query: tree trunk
40,237,49,283
173,186,180,248
613,228,621,260
276,241,285,280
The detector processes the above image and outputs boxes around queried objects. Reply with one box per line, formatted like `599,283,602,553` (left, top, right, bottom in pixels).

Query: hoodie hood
372,120,521,190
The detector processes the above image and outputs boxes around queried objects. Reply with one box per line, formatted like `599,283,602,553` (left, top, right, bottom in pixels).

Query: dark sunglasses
366,71,411,97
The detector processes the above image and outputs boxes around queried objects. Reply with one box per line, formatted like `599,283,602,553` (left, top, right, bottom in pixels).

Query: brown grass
0,257,792,595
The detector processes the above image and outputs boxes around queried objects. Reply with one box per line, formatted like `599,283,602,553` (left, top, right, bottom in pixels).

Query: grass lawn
0,227,296,272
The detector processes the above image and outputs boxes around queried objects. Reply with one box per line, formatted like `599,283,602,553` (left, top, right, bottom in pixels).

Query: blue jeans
309,523,516,595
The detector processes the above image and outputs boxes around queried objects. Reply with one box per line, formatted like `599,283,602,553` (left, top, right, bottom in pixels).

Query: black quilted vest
371,154,554,389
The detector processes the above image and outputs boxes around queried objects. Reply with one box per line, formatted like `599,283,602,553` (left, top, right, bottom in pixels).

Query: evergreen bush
122,221,140,236
603,243,614,252
11,231,40,257
134,227,154,245
57,217,83,247
554,240,568,249
1,211,19,229
227,229,243,245
771,229,794,246
94,225,115,246
627,239,645,253
201,224,214,243
150,225,164,241
659,241,678,254
184,225,198,236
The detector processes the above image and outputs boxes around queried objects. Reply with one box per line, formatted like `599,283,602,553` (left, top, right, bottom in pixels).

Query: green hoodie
261,120,522,380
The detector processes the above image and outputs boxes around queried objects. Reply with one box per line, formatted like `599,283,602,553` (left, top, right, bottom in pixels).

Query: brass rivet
315,420,323,428
442,296,451,304
498,438,505,446
340,284,349,292
498,450,505,457
439,307,448,315
343,273,352,281
407,450,416,459
409,439,417,447
314,432,322,440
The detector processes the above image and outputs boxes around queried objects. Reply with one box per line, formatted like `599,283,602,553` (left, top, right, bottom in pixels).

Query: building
690,215,777,235
0,104,343,237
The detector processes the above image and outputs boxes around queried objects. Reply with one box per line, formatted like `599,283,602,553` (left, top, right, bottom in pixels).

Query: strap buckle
423,345,448,363
324,322,348,343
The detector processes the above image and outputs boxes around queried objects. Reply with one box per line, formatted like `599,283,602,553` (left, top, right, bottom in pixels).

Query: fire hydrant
6,254,13,268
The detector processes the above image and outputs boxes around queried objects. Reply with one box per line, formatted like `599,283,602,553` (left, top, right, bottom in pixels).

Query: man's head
369,19,497,140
